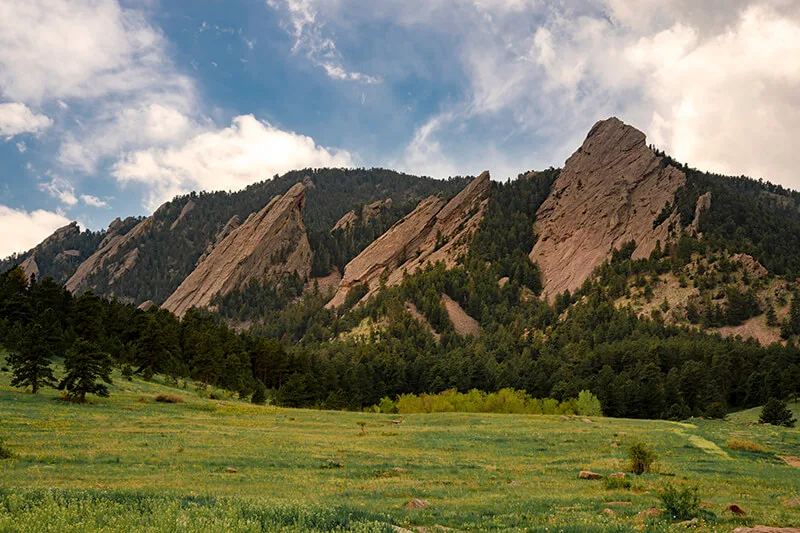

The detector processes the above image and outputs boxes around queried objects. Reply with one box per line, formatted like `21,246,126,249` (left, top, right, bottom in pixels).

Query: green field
0,365,798,532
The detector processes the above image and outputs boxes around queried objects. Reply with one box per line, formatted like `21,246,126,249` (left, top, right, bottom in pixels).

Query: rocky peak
40,222,80,248
530,118,686,300
332,198,393,233
170,200,196,230
327,172,490,308
163,182,312,317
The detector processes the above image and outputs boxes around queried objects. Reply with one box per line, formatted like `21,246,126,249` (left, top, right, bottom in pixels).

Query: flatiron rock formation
332,199,393,232
327,172,490,308
530,118,686,300
163,183,312,317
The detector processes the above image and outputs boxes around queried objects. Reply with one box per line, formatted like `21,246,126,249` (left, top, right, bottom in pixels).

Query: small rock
392,467,408,473
405,498,428,510
610,442,619,448
602,508,616,515
700,501,714,509
579,471,603,480
226,467,237,473
582,418,593,423
638,506,661,517
560,415,570,420
609,472,626,479
677,517,698,527
726,504,746,516
783,498,800,507
508,481,524,487
95,483,105,488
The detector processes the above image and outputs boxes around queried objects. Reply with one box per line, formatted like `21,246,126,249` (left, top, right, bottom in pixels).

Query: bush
0,435,13,459
251,381,267,405
574,390,603,417
725,439,766,453
602,476,631,490
658,483,713,521
759,397,797,428
154,394,184,404
703,402,727,420
628,442,657,475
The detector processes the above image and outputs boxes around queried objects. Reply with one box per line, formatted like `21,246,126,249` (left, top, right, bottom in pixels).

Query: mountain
530,118,685,300
3,117,800,419
163,183,312,317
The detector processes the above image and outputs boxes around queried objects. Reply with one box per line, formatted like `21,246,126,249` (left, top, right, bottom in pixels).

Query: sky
1,0,799,259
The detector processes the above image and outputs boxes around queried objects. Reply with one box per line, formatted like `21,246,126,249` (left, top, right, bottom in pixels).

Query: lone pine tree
59,340,113,403
8,322,57,394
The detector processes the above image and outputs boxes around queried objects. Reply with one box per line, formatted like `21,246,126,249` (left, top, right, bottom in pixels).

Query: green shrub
725,439,766,452
703,402,727,419
759,397,797,427
251,381,267,405
658,483,714,522
602,476,631,490
574,390,603,417
628,442,657,475
0,436,13,459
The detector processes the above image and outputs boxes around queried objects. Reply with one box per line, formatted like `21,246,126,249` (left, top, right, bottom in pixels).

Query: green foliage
628,442,657,475
658,484,712,522
7,321,58,394
0,435,12,459
759,397,797,427
383,388,593,415
251,381,267,405
602,476,631,490
59,340,113,403
574,390,603,417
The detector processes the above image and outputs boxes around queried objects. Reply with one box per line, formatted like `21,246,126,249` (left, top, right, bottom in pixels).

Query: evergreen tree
59,340,113,403
8,323,57,393
758,397,797,428
252,381,267,405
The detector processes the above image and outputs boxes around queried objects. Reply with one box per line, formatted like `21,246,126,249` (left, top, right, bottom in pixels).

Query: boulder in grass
637,506,661,518
609,472,626,479
405,498,429,510
579,471,603,480
226,467,237,473
783,498,800,507
602,508,616,516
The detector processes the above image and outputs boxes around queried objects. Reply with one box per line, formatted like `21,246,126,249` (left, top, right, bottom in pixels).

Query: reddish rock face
163,183,312,317
530,117,686,300
327,171,491,308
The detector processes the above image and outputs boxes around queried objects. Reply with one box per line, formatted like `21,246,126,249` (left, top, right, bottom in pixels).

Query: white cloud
0,102,52,138
80,194,109,208
113,114,353,210
39,176,78,206
0,205,71,259
266,0,380,84
16,141,26,153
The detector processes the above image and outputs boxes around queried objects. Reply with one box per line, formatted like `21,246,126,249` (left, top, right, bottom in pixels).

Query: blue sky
1,0,799,258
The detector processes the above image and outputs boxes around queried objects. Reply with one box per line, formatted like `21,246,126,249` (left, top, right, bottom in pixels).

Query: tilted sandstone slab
327,172,490,308
66,216,153,293
332,199,393,232
163,183,312,317
530,118,685,300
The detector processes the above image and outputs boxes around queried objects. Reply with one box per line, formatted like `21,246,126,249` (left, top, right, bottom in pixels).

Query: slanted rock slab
578,471,603,480
405,498,429,510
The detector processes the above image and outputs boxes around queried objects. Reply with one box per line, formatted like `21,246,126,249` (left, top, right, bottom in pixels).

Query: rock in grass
609,472,626,479
726,504,746,516
677,517,699,527
579,471,603,480
226,467,237,473
405,498,429,510
602,508,615,515
783,498,800,507
321,459,343,469
637,506,661,517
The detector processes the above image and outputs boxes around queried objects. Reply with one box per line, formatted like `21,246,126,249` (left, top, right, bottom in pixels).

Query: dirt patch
441,294,481,336
778,456,800,468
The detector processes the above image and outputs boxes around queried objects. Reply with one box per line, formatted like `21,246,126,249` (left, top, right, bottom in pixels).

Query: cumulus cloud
80,194,109,208
0,102,52,138
113,114,353,210
0,205,71,259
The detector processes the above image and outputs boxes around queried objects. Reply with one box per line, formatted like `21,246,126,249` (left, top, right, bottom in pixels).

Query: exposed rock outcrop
163,183,312,317
530,118,686,300
66,217,154,293
731,253,767,279
327,172,490,308
332,199,393,232
170,200,195,230
19,256,39,280
690,192,712,236
137,300,156,311
441,294,481,336
40,222,80,248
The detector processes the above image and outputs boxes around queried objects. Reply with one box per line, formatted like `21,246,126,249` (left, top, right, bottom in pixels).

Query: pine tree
758,397,797,428
252,380,267,405
8,323,57,394
59,340,113,403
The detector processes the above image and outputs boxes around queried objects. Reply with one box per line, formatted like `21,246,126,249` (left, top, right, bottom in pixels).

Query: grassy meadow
0,362,798,532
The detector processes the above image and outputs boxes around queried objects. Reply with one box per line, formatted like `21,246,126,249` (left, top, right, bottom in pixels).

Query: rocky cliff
530,118,686,300
332,199,393,232
327,172,490,308
163,183,312,317
65,216,154,294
